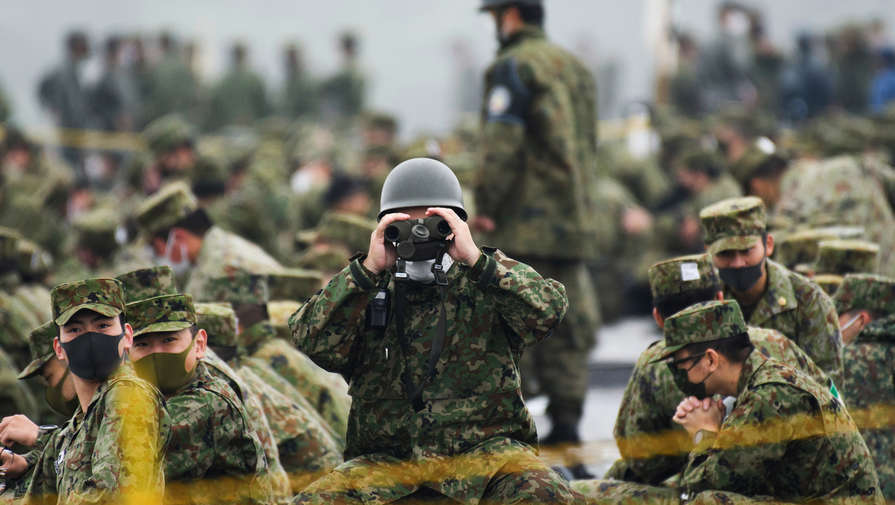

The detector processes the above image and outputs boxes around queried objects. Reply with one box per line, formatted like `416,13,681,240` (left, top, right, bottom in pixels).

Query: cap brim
16,354,53,380
707,235,762,256
648,343,686,364
55,303,123,326
132,321,193,338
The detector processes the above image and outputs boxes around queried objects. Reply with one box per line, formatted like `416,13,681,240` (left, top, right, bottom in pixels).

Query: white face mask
157,231,191,276
404,255,454,283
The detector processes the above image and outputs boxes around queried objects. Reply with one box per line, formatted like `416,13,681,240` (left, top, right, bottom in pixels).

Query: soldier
204,42,270,132
143,31,201,126
810,239,880,294
127,293,272,504
289,158,580,504
282,42,318,119
295,210,377,279
832,274,895,500
140,114,197,195
1,278,168,505
606,253,833,485
472,0,600,468
318,31,366,124
133,181,283,297
699,196,843,387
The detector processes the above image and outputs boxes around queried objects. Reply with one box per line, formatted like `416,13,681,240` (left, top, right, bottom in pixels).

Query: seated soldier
127,293,272,505
289,158,580,504
605,253,834,485
1,278,168,505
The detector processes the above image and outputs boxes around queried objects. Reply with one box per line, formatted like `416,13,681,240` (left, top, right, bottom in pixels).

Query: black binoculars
384,216,452,261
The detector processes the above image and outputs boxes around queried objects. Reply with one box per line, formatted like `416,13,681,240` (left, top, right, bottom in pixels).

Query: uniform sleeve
21,428,64,505
211,395,271,505
288,259,384,376
474,58,532,219
467,249,567,348
795,284,843,391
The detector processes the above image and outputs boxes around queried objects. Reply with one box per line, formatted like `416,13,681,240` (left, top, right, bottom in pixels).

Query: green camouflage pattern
572,478,678,505
0,346,38,420
266,268,324,302
15,238,53,280
25,362,169,505
648,254,719,301
204,65,270,131
252,336,351,440
162,361,272,505
0,287,43,372
676,352,883,502
133,180,198,237
115,266,177,304
813,273,844,295
196,302,239,348
289,248,569,503
142,114,195,155
198,270,269,307
606,326,833,485
724,259,844,390
299,211,376,255
474,26,600,261
50,277,126,326
659,299,748,359
842,315,895,501
183,226,284,298
267,300,302,340
832,273,895,315
128,294,197,337
72,207,119,252
773,228,840,270
814,239,880,275
699,196,767,255
728,137,782,185
17,320,57,379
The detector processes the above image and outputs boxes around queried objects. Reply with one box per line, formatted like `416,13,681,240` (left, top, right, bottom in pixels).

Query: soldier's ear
53,337,66,361
764,234,775,257
652,307,664,329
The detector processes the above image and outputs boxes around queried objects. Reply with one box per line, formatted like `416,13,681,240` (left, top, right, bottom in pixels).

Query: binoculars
384,216,452,261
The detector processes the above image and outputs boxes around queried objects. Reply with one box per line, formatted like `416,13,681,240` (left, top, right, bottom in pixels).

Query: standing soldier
472,0,600,474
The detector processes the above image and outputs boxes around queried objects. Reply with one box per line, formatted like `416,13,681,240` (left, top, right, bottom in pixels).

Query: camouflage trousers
571,479,678,505
517,257,600,428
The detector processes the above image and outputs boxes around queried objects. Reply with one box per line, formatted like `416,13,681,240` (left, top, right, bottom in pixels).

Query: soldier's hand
672,396,723,436
426,208,481,266
0,448,28,480
363,212,409,274
622,206,653,235
0,415,38,448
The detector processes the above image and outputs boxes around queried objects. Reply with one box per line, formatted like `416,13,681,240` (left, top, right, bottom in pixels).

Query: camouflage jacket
724,259,843,388
474,26,599,260
163,361,271,505
289,249,567,502
680,352,883,502
26,362,169,505
842,316,895,501
607,326,832,485
184,226,283,298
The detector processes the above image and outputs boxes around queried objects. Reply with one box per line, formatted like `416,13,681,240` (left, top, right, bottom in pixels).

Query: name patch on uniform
680,262,700,281
488,86,512,116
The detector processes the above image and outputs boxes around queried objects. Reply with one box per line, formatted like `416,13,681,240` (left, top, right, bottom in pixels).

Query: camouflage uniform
833,274,895,501
23,278,169,505
475,24,600,434
289,249,580,504
606,254,834,485
204,61,270,131
700,197,844,388
127,293,272,505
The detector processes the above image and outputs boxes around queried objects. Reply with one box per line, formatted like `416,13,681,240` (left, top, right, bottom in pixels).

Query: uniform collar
499,25,545,52
728,259,798,326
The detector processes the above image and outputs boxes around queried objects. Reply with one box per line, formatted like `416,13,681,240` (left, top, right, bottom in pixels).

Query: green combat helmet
17,321,58,379
116,266,178,304
832,274,895,315
654,299,748,361
133,180,199,238
378,158,466,220
699,196,766,255
143,114,196,156
648,253,720,302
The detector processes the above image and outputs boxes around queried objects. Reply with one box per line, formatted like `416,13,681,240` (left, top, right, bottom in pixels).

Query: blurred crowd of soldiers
0,0,891,503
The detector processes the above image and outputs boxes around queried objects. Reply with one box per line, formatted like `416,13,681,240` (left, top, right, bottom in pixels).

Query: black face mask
718,258,765,292
60,330,124,381
669,364,708,398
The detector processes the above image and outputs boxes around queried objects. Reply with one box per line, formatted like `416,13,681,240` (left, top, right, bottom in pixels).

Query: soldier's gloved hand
363,212,409,274
426,207,482,266
0,415,38,448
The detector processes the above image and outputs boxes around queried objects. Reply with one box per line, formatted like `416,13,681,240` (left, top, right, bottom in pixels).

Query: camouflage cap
298,212,376,254
655,299,748,361
773,229,839,269
142,114,195,155
814,239,880,276
266,268,324,301
195,302,238,348
128,294,197,338
116,266,178,304
51,278,126,326
648,254,720,301
199,270,269,306
17,321,58,380
134,181,198,237
700,196,767,255
832,274,895,315
16,239,53,279
729,137,785,185
813,274,844,296
72,207,120,252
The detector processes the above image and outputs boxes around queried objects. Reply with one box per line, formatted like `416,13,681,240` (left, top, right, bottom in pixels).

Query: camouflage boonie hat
128,294,197,338
700,196,767,255
195,302,238,348
52,278,126,326
134,181,199,237
833,274,895,315
654,299,748,361
814,240,879,276
648,254,720,301
773,229,839,269
199,270,269,306
116,266,178,304
143,114,195,155
17,321,58,379
267,268,324,301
